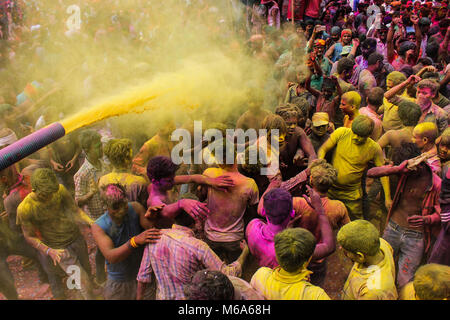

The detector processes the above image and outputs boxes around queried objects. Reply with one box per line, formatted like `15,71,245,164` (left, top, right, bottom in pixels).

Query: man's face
155,175,175,191
438,142,450,161
386,79,395,91
331,33,340,42
416,87,434,106
362,46,375,59
312,124,328,137
412,130,427,150
342,34,352,45
285,117,297,136
352,133,367,145
108,201,128,221
379,29,387,41
407,33,416,42
314,46,325,57
339,98,355,115
342,247,365,264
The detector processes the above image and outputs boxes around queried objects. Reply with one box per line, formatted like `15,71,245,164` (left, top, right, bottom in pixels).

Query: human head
367,52,384,72
0,127,17,150
341,28,352,45
351,115,375,144
386,71,407,91
262,188,294,226
337,57,355,81
413,264,450,300
274,228,316,272
79,129,103,160
337,220,380,264
416,80,439,107
412,122,438,151
321,77,336,99
290,97,309,127
20,164,40,188
313,39,326,57
309,159,337,193
31,168,59,202
103,138,133,169
367,87,384,108
398,41,416,58
331,26,341,42
438,127,450,161
261,114,287,146
311,112,329,137
391,142,421,165
146,156,179,191
340,91,361,116
361,38,377,60
275,104,299,136
101,183,128,221
418,17,431,35
397,100,421,127
184,270,235,300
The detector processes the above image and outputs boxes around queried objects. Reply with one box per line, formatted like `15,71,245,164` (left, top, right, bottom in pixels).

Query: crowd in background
0,0,449,300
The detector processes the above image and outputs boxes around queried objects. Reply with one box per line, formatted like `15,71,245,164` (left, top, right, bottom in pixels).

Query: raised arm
317,135,336,159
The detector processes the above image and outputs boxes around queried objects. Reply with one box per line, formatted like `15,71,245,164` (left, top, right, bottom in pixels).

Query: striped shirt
137,224,242,300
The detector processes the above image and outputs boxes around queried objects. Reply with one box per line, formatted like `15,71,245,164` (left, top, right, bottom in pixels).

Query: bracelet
46,248,51,256
130,237,138,248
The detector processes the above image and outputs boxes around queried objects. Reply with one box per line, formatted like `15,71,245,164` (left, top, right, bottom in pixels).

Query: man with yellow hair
412,122,441,175
337,220,397,300
399,264,450,300
339,91,361,128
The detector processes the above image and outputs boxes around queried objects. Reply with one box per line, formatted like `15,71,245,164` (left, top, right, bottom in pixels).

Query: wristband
130,237,139,248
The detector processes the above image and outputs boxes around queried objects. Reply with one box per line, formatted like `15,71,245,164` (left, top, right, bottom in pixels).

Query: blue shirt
95,203,143,281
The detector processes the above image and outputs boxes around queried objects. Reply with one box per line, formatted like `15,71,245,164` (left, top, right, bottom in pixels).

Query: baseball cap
341,45,352,56
312,112,330,127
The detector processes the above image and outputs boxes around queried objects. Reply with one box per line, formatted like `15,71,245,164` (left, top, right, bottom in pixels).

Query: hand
352,38,360,48
50,160,65,172
303,185,323,212
398,160,410,173
423,65,437,73
0,211,7,223
410,14,419,25
144,203,166,219
48,248,66,266
407,75,421,85
65,158,76,172
293,154,308,167
407,215,430,228
209,175,235,191
181,199,209,220
134,228,162,246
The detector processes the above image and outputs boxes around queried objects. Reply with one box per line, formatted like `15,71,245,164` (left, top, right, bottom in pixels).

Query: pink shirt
246,218,287,269
359,107,383,141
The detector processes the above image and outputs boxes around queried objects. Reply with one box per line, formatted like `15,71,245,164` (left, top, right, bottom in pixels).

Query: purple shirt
246,218,287,269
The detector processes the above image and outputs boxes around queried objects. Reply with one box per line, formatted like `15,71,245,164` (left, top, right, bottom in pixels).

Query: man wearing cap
308,112,331,154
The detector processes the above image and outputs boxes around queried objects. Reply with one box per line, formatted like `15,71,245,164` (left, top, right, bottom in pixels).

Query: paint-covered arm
297,127,317,163
384,75,420,101
174,174,235,190
306,186,335,260
159,199,210,221
317,135,336,159
367,161,409,178
92,223,160,264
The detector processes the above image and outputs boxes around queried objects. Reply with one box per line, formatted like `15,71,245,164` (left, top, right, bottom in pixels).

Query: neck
422,144,435,153
113,165,129,173
109,213,125,226
366,104,378,112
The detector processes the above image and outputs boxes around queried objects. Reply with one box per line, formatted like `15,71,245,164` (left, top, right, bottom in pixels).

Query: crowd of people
0,0,450,300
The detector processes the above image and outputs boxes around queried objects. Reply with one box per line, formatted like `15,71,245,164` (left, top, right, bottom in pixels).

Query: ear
356,251,365,263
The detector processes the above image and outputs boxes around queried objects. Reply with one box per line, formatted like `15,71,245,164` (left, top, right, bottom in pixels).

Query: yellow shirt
250,267,331,300
327,127,382,200
342,238,398,300
399,282,416,300
380,91,414,132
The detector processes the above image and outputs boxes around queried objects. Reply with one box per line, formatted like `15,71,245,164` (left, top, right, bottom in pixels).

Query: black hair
146,156,179,181
391,142,421,165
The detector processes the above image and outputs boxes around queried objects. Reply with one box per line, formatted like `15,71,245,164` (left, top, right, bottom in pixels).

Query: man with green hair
99,138,148,207
318,115,391,220
399,264,450,300
337,220,397,300
17,168,96,300
250,227,330,300
378,71,412,132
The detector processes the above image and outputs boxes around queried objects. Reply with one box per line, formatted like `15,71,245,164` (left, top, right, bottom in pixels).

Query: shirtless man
367,144,441,289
